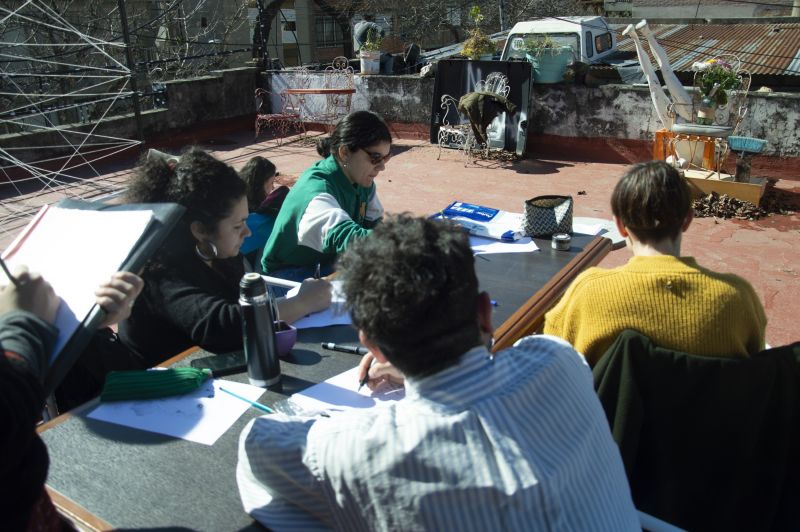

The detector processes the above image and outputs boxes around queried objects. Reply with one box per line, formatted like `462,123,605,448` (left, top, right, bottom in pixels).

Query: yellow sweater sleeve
542,257,767,366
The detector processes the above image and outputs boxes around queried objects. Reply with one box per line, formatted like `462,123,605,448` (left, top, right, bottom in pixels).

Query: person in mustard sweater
544,160,766,366
261,110,391,279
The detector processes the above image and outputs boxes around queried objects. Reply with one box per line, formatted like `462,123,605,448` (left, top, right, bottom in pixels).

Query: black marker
321,342,368,355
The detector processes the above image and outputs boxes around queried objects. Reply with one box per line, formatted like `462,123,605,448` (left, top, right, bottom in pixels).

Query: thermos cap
240,272,267,298
551,233,571,251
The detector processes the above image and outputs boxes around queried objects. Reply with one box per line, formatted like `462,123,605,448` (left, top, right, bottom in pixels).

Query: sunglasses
359,147,393,166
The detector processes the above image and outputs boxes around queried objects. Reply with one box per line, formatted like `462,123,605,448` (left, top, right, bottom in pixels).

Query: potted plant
691,57,740,124
359,28,381,74
522,35,574,84
461,6,495,60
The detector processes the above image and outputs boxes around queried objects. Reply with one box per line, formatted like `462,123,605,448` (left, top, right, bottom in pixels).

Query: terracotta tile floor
2,129,797,347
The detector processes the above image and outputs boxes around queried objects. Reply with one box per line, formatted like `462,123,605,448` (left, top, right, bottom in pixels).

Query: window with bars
315,15,345,47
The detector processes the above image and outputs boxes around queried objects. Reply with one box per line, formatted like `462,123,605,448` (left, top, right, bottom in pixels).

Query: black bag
55,327,145,411
524,195,573,237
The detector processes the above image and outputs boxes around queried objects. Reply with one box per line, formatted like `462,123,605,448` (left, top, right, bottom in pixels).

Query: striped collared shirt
237,335,639,531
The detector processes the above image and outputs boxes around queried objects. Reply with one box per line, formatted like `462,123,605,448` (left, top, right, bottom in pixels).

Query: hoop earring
195,241,218,261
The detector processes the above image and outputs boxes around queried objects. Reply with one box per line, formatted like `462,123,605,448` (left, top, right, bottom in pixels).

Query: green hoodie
261,155,382,273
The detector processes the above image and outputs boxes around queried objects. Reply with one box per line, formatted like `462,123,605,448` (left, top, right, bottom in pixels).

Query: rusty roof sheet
615,23,800,76
634,0,791,5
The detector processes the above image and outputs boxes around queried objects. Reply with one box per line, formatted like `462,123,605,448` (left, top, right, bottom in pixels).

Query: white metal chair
319,56,355,130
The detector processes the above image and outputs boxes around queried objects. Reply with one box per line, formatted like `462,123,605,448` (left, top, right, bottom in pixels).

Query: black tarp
430,59,532,157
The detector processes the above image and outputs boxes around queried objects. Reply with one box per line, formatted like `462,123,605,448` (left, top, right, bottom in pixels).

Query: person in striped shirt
238,215,639,531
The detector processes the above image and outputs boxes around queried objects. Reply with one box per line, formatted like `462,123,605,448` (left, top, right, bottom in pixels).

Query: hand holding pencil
356,352,405,392
0,265,59,324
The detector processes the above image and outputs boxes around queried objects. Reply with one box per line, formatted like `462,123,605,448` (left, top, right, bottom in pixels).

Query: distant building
631,0,794,19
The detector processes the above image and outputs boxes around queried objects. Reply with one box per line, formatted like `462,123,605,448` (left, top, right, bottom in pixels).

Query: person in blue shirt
239,156,289,264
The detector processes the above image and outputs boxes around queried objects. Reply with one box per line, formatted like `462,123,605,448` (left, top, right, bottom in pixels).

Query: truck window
585,32,594,58
595,32,613,53
504,32,579,60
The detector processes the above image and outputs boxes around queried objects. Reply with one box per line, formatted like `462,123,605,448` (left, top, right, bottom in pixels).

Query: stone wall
272,71,797,157
3,65,798,169
525,84,800,157
1,67,259,167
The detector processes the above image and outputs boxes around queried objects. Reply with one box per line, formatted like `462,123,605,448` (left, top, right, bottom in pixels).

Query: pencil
358,360,372,392
261,275,301,289
0,258,20,287
219,386,274,414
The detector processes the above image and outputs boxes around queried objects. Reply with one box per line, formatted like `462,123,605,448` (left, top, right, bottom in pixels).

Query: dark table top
39,234,608,531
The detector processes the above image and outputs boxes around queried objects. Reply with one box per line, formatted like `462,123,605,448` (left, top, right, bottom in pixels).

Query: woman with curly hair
119,148,330,367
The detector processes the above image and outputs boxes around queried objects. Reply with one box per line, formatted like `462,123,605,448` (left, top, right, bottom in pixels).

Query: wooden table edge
492,235,612,352
38,346,202,527
46,487,113,531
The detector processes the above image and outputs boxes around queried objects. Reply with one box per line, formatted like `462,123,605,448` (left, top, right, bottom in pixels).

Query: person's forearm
276,296,311,324
0,310,58,382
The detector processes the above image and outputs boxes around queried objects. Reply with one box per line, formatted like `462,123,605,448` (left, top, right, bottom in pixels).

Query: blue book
434,201,524,242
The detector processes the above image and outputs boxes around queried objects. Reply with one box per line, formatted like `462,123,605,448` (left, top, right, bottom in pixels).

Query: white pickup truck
500,16,617,64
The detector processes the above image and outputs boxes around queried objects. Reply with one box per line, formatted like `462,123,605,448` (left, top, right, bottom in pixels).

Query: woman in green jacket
261,110,392,280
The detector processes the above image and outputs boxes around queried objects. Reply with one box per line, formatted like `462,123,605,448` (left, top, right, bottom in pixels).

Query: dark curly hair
126,147,247,266
239,156,276,211
337,214,480,377
316,110,392,159
611,160,691,244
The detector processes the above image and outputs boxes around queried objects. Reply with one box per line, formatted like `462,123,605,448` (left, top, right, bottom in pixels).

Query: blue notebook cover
435,201,523,242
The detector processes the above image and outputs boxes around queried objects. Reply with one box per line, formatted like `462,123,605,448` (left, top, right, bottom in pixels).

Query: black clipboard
42,199,185,395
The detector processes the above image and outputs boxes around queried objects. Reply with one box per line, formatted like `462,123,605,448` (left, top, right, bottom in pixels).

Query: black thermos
239,272,281,387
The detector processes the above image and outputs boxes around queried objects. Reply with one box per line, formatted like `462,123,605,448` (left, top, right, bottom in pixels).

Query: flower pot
360,50,380,74
696,104,717,126
526,46,573,84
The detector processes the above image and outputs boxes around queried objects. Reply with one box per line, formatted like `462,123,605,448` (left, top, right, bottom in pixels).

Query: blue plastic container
526,47,573,84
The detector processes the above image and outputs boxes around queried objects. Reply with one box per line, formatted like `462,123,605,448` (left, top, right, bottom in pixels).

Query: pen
358,361,371,392
0,257,20,288
314,263,321,279
261,275,301,289
219,386,274,414
321,342,369,355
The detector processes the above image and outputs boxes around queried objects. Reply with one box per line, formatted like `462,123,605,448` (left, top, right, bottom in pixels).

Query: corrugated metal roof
634,0,791,6
615,23,800,76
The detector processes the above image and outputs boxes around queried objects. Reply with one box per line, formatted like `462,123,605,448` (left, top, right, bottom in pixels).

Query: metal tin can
551,233,571,251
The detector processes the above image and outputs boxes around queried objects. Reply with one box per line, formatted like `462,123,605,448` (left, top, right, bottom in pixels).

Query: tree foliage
349,0,589,45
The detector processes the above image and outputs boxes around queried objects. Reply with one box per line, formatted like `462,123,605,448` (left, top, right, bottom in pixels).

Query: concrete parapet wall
4,66,797,171
268,71,798,158
1,67,259,169
527,84,800,157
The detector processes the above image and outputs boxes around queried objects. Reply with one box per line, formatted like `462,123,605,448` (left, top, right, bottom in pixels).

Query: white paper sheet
2,206,154,361
285,279,352,329
572,222,605,236
469,235,539,255
87,379,267,446
289,366,405,414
